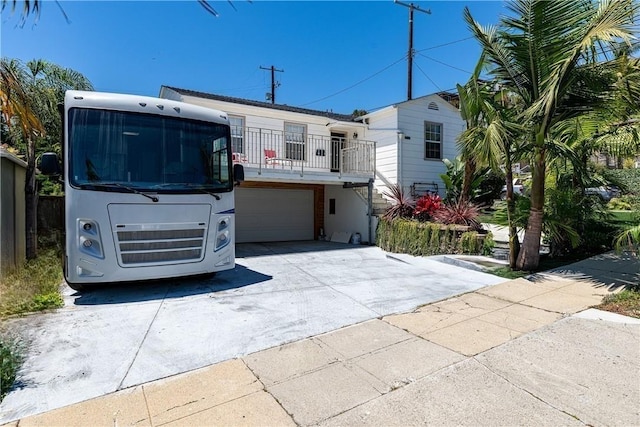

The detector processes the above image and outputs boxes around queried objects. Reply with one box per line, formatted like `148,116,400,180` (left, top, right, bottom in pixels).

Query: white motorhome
42,91,243,290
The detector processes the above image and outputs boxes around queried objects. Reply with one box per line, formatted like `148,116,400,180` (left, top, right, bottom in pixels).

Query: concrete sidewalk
4,252,639,426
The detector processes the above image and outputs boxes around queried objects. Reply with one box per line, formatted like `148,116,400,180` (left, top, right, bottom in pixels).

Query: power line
299,36,478,108
416,52,473,74
300,55,407,107
414,61,443,92
415,36,475,53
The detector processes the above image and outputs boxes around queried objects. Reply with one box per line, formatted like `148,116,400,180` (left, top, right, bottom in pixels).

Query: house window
285,122,306,161
229,115,244,153
424,121,442,159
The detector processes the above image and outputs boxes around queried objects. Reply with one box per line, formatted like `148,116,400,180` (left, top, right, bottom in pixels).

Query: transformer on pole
394,1,431,101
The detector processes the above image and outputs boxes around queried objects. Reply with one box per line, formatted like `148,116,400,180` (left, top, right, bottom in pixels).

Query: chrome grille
116,227,205,265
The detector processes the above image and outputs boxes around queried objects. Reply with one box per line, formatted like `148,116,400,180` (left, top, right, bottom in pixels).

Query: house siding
364,107,399,194
324,186,376,244
397,95,465,197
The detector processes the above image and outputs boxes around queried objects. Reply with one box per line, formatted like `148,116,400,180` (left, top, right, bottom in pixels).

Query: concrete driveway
0,241,505,422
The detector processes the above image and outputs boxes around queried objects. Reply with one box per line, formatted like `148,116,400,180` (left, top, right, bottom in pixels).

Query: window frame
424,121,443,160
228,115,245,154
284,121,307,161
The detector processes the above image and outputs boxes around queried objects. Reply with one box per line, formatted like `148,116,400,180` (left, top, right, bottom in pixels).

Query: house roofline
160,85,359,123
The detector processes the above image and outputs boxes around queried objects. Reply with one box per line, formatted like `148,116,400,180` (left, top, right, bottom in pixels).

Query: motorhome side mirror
40,152,61,176
233,163,245,185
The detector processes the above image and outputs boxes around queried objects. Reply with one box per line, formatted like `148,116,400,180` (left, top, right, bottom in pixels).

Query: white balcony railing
231,127,375,178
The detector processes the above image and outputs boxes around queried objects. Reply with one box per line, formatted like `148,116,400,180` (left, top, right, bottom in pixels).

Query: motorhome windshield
68,108,232,192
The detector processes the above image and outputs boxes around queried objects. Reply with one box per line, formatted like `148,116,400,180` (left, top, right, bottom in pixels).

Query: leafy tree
464,0,639,270
1,57,92,259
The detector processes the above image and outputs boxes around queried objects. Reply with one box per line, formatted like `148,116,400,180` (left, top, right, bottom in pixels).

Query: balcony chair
264,149,293,169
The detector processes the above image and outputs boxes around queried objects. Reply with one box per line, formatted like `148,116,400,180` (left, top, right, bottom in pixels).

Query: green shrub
376,219,491,256
0,336,23,401
602,168,640,195
608,197,633,210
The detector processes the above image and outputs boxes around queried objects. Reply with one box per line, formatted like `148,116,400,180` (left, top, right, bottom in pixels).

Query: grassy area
608,209,638,224
595,289,640,319
0,247,64,319
485,253,586,280
0,244,65,402
488,267,529,280
0,336,23,401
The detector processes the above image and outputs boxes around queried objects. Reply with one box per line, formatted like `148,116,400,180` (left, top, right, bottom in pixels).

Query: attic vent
428,102,439,110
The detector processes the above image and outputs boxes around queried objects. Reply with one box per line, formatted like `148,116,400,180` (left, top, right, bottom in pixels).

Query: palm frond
615,224,640,255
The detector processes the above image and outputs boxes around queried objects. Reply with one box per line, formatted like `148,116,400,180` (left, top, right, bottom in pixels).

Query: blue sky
1,1,509,114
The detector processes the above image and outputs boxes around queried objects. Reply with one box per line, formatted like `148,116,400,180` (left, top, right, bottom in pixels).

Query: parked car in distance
584,186,621,202
500,178,526,200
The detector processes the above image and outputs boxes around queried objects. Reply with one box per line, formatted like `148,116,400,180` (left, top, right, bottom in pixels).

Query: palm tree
464,0,639,270
457,75,524,268
1,58,44,259
2,0,236,26
615,224,640,256
1,57,92,259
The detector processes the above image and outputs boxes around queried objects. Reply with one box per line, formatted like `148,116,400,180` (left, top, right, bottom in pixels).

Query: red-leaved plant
414,193,442,222
432,198,482,230
382,184,415,220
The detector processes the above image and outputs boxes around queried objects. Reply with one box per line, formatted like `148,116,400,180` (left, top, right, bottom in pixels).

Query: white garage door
234,188,314,243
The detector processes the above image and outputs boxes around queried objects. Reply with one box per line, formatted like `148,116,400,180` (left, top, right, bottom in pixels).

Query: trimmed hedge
376,218,494,256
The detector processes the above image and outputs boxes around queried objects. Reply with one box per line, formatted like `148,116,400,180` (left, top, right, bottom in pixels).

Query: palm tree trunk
461,157,476,203
516,146,545,270
504,155,520,268
25,135,38,260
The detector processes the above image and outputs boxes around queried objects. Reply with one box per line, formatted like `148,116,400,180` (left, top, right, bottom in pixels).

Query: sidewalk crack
474,358,590,425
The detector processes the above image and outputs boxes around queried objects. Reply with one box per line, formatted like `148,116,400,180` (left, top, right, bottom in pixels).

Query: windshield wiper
185,184,221,200
82,182,159,202
153,183,221,200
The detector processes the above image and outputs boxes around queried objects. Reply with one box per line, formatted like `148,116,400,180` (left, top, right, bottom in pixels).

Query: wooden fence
38,195,64,233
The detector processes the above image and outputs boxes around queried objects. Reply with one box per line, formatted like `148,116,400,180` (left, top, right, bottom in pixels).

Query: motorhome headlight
78,219,104,259
215,230,229,251
214,216,231,252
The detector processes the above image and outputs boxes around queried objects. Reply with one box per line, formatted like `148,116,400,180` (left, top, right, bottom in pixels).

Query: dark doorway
330,132,346,172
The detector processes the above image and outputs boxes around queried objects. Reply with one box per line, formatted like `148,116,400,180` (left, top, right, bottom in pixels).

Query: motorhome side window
68,108,232,191
209,137,230,184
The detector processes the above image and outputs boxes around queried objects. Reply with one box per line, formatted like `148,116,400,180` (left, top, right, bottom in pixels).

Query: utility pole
394,0,431,100
260,65,284,104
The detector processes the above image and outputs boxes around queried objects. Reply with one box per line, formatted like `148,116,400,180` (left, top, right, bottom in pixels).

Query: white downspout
397,131,404,190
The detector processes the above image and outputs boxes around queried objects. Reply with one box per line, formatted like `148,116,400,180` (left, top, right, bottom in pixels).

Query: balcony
231,127,375,183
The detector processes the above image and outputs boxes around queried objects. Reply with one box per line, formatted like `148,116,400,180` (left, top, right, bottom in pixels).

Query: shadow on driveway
71,265,272,306
529,250,639,291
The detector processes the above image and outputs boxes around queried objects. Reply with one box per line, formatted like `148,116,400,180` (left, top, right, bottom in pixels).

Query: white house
159,86,464,245
360,93,466,199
